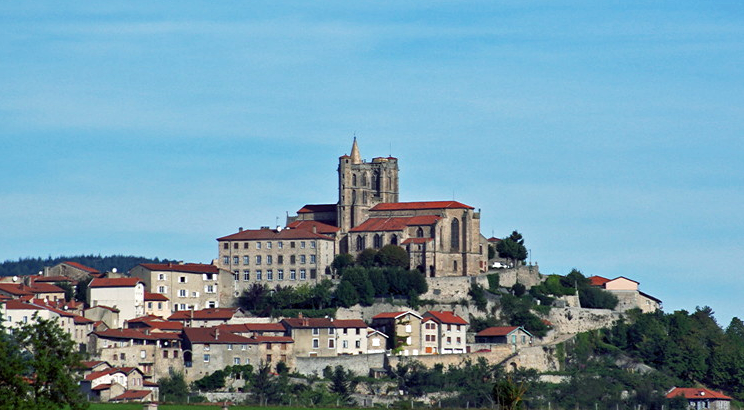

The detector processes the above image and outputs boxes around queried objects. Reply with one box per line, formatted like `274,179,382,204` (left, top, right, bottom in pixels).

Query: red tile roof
281,317,335,328
297,204,337,214
371,311,422,320
144,292,169,301
183,327,254,344
0,284,34,296
92,383,113,391
93,329,180,341
217,228,334,241
110,390,152,401
588,276,610,287
85,305,120,313
89,277,142,288
370,201,474,211
28,283,65,294
487,237,501,242
138,263,219,274
3,299,44,310
286,220,340,234
81,360,110,370
475,326,520,337
424,311,468,325
62,261,100,273
168,308,239,321
332,319,369,328
350,215,442,233
218,323,287,333
666,387,732,400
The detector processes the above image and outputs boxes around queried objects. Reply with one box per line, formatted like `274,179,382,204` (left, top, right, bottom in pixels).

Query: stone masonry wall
546,307,622,335
388,346,513,369
295,353,386,377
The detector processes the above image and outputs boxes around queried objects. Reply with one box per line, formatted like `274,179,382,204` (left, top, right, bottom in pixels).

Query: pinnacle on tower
350,137,362,164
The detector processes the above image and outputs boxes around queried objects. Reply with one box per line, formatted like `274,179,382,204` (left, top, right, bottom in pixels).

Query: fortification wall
497,265,544,288
547,307,622,335
295,353,386,377
388,346,513,369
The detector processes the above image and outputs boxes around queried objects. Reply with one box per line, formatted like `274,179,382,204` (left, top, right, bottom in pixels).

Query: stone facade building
370,311,423,356
215,227,336,288
282,140,486,277
130,263,234,312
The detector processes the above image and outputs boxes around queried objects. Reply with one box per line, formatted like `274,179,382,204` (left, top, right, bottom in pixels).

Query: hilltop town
1,141,672,405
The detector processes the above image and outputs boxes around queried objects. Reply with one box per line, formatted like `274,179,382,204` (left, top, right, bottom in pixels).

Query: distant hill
0,255,175,277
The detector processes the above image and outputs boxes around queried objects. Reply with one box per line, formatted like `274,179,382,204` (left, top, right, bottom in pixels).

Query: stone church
286,139,487,277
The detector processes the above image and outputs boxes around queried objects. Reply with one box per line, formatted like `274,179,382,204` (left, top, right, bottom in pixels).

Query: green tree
376,245,410,269
328,365,357,404
331,253,355,273
14,315,88,410
0,321,32,409
334,280,359,307
496,231,528,267
493,376,527,410
356,249,378,268
159,371,189,403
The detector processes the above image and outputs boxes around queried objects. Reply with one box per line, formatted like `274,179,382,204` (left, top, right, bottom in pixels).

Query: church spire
350,137,362,164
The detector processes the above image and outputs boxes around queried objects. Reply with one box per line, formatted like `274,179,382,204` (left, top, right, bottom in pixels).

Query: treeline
237,245,428,317
575,307,744,400
0,254,173,277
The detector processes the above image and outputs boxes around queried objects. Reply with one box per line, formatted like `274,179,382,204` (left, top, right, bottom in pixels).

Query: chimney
298,312,303,319
239,227,243,232
215,328,220,340
312,226,317,234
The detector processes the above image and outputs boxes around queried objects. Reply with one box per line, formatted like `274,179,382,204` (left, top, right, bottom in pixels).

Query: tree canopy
496,231,528,266
0,314,87,410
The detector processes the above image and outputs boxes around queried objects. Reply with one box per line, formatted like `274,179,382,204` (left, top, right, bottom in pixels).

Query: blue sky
1,2,743,324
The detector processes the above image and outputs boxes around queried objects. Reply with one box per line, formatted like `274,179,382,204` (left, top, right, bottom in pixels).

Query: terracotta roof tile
144,292,169,301
588,276,611,287
286,220,340,234
297,204,337,214
424,311,468,325
168,308,239,321
138,263,219,274
350,215,441,233
666,388,732,400
475,326,520,337
183,327,254,344
111,390,152,401
370,201,474,211
89,277,142,288
217,228,334,241
61,261,100,273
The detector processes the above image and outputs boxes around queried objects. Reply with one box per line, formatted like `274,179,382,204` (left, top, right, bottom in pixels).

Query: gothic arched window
374,234,382,249
356,236,365,251
416,227,424,238
451,218,460,251
352,174,357,186
391,234,398,245
362,173,368,187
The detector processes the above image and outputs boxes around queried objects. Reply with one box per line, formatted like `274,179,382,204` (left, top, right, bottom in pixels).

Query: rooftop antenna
389,141,392,157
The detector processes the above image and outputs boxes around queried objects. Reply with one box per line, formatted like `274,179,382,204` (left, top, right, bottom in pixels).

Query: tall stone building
282,139,486,277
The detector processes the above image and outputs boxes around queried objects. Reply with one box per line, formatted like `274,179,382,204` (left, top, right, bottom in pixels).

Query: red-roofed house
666,387,732,410
422,311,469,354
588,276,662,313
88,328,183,381
89,277,145,323
370,311,424,356
143,292,170,317
168,307,249,327
474,326,533,350
130,262,235,313
81,367,148,402
215,227,336,290
182,327,294,382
